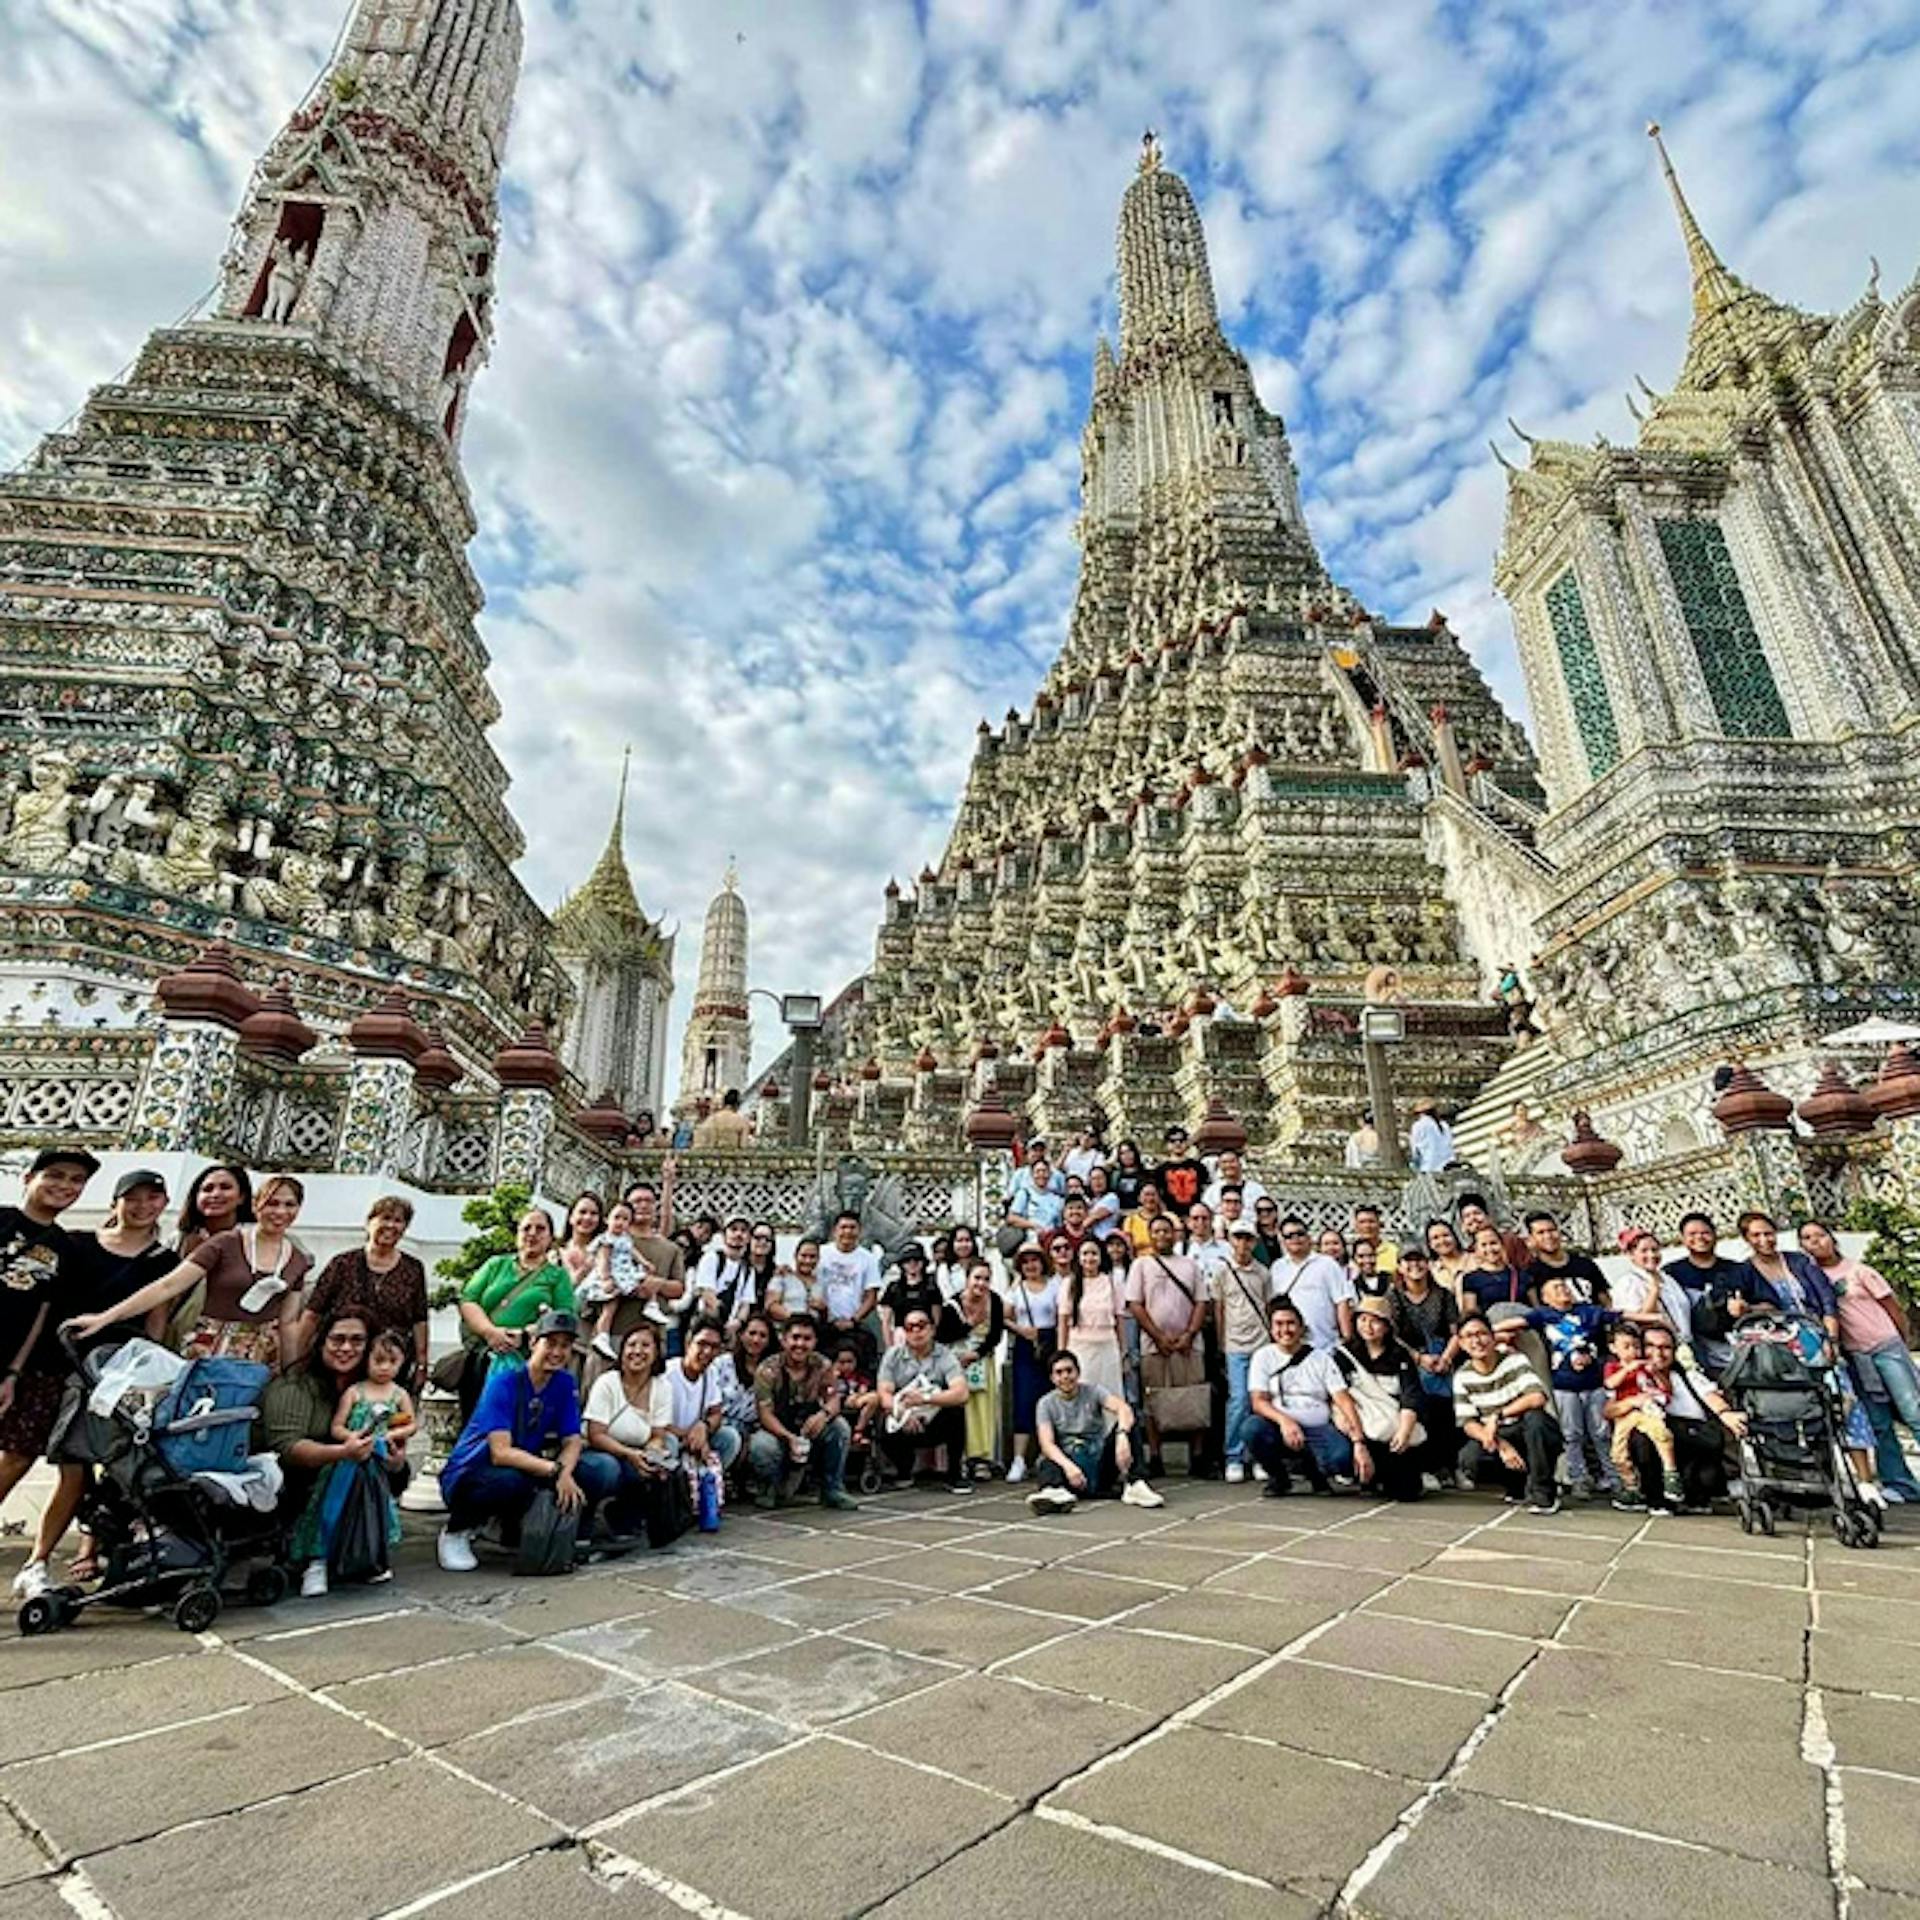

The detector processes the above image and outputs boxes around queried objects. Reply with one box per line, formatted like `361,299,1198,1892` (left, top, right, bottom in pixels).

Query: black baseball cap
530,1309,580,1342
29,1146,100,1178
113,1168,168,1200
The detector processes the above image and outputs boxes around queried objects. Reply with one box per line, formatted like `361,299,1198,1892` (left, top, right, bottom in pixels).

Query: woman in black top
25,1169,176,1593
1110,1141,1149,1212
879,1245,943,1347
1340,1299,1427,1501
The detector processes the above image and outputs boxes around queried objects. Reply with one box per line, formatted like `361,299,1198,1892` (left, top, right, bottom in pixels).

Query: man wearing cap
0,1147,98,1538
437,1308,619,1572
1212,1222,1273,1483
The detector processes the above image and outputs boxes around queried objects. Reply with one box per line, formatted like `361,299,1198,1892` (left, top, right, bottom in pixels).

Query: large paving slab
603,1740,1010,1919
837,1673,1150,1796
866,1812,1315,1918
1047,1723,1420,1897
1197,1659,1490,1777
78,1757,560,1920
0,1650,282,1767
0,1694,405,1858
445,1681,794,1825
1356,1787,1835,1920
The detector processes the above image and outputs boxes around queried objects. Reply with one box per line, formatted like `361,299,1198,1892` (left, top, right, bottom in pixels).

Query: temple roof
550,750,668,965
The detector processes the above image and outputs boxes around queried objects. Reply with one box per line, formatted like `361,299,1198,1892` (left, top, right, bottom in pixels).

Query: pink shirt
1827,1257,1903,1354
1065,1272,1123,1341
1126,1251,1205,1337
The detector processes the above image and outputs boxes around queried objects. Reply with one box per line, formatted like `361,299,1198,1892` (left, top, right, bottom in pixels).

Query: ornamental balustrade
222,1058,349,1171
0,1029,151,1145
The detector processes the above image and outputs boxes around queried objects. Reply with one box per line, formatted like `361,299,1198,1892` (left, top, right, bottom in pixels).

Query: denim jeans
746,1416,851,1497
1852,1342,1920,1428
1552,1386,1617,1489
1224,1351,1256,1465
1859,1392,1920,1500
444,1450,620,1533
1034,1425,1148,1497
1245,1416,1354,1488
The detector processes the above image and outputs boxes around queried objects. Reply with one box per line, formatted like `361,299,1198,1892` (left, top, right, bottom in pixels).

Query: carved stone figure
2,751,81,871
260,238,310,326
809,1156,920,1266
113,781,238,905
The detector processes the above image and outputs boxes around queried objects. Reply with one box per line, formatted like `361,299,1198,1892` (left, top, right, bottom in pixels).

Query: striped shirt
1452,1350,1543,1425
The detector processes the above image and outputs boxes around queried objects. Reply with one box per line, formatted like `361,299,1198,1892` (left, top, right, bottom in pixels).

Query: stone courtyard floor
1,1482,1917,1919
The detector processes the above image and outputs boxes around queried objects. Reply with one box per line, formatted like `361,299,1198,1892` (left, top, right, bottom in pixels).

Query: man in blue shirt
438,1310,619,1572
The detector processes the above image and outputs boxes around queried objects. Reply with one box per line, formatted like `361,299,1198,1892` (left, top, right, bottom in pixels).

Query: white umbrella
1819,1016,1920,1047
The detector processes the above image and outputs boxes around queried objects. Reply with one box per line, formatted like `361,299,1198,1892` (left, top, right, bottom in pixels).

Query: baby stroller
18,1336,290,1637
1719,1309,1880,1549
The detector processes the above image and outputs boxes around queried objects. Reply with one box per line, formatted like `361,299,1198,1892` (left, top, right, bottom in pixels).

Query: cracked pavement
2,1483,1917,1918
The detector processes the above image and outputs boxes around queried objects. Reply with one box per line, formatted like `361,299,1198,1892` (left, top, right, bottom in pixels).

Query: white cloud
3,0,1916,1088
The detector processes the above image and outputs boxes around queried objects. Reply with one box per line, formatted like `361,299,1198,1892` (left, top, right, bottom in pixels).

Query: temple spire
1647,122,1742,319
551,752,650,949
1116,137,1218,356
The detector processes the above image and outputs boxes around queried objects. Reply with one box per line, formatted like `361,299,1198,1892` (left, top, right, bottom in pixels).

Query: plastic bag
327,1459,392,1585
86,1338,187,1420
515,1486,579,1577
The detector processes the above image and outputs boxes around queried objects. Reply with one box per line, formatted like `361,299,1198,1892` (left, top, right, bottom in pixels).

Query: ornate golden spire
551,749,661,960
1647,122,1742,320
1639,122,1818,425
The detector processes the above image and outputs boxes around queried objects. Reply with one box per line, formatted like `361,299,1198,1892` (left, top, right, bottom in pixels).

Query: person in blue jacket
1524,1274,1621,1499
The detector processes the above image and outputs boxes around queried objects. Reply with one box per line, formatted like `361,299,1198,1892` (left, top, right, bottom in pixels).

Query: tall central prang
811,137,1544,1157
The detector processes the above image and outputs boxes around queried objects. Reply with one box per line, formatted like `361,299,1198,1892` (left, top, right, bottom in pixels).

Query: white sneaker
10,1560,48,1601
643,1302,673,1327
437,1527,478,1572
1121,1480,1165,1509
1422,1473,1445,1494
299,1562,329,1598
1027,1486,1075,1514
1006,1457,1029,1484
1249,1463,1268,1483
1224,1462,1247,1485
1859,1482,1889,1510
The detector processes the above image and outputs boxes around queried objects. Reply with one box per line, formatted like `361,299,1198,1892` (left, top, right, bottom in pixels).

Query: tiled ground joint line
994,1502,1535,1898
1803,1538,1855,1920
1331,1507,1650,1915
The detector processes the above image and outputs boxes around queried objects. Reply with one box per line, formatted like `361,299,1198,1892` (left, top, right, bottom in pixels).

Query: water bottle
697,1462,722,1532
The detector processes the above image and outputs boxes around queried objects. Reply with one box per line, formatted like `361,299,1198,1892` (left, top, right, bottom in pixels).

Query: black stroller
18,1336,290,1636
1719,1308,1880,1549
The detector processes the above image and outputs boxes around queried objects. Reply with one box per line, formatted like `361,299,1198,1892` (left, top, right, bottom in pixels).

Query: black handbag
515,1485,580,1576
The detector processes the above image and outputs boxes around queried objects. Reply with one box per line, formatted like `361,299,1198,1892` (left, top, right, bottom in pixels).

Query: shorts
0,1370,64,1458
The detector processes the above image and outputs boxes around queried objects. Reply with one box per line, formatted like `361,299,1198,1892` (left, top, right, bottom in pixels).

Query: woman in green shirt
456,1208,574,1418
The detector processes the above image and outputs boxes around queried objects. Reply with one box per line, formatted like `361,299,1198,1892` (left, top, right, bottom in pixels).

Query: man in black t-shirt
0,1145,98,1527
1662,1211,1749,1371
1523,1211,1609,1306
1152,1125,1209,1216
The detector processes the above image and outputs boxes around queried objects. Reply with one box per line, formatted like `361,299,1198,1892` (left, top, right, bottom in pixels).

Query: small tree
430,1182,532,1309
1840,1195,1920,1316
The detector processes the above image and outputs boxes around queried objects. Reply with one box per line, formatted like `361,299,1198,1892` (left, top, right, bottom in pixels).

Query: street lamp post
752,989,826,1149
1359,1003,1407,1173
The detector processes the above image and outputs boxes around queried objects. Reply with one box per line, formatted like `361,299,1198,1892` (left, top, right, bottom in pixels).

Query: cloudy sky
4,0,1918,1088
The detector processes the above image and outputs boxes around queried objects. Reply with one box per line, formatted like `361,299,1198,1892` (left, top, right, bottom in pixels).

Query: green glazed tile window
1543,569,1620,779
1655,517,1790,738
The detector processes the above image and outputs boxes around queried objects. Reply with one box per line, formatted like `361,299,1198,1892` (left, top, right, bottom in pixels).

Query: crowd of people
2,1125,1917,1611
